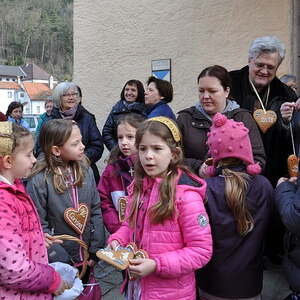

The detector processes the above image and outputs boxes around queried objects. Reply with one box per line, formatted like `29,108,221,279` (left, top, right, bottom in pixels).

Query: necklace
250,79,277,133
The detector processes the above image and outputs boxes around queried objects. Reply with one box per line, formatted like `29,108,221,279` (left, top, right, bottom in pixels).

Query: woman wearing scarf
177,65,265,175
37,82,104,184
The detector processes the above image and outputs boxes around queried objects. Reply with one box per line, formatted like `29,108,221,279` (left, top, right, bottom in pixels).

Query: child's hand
53,280,69,296
289,176,298,184
107,240,120,250
277,177,288,187
44,233,63,248
87,259,96,267
128,258,157,279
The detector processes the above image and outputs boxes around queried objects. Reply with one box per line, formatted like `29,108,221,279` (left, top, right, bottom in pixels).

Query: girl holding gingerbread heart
107,117,212,300
27,119,105,281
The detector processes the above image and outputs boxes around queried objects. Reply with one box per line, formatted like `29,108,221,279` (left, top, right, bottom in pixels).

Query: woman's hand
44,233,63,248
128,258,157,279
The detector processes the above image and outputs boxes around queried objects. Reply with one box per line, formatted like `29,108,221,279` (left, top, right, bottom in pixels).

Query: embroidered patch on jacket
198,214,208,227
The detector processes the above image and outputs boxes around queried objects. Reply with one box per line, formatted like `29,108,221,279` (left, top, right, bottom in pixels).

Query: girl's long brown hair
128,120,187,226
219,158,254,236
30,119,89,193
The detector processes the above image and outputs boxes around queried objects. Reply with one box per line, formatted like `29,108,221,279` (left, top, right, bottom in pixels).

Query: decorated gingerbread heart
118,196,127,222
287,154,299,177
125,243,149,280
253,109,277,133
96,248,134,271
64,203,89,235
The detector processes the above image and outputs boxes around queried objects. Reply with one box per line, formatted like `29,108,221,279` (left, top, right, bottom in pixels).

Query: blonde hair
219,158,254,236
128,120,188,226
30,119,89,193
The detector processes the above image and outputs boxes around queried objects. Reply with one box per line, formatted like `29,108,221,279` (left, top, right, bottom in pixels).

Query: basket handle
50,234,89,279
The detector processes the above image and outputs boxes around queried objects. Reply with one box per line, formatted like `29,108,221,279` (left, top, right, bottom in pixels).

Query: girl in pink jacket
108,117,212,300
0,122,65,299
98,113,146,234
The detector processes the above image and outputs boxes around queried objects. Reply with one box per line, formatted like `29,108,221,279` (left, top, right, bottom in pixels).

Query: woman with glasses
36,82,104,184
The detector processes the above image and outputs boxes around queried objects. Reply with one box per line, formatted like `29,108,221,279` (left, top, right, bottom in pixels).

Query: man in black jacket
230,36,298,266
230,35,298,186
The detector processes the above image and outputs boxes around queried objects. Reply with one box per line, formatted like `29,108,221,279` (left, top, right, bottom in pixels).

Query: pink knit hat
206,113,261,176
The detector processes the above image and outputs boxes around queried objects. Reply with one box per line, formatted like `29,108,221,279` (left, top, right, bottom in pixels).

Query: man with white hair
230,35,298,186
230,35,298,267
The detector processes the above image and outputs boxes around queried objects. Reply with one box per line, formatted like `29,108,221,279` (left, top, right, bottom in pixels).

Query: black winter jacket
276,178,300,292
230,66,298,186
177,107,266,173
102,100,146,150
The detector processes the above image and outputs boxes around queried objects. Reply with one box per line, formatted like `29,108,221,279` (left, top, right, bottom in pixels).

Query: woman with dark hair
6,101,29,129
145,76,176,120
102,79,146,150
177,65,265,174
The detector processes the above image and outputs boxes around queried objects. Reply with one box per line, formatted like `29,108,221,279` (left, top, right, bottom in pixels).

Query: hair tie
148,117,181,143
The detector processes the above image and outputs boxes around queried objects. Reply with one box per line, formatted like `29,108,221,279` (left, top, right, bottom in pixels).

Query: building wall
74,0,294,163
74,0,293,118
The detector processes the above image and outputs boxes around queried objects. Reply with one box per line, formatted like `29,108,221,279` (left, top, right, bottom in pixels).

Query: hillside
0,0,73,80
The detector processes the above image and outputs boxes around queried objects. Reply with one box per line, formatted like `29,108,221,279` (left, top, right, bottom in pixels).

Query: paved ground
100,264,290,300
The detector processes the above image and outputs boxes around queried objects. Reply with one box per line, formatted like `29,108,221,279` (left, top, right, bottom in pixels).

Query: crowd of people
0,35,300,300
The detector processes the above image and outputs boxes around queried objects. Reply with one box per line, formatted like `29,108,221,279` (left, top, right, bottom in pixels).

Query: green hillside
0,0,73,80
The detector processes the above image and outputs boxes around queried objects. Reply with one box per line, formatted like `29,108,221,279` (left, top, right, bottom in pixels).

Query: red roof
0,82,21,90
23,82,52,101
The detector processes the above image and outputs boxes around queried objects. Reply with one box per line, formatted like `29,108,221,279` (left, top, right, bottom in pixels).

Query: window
20,93,24,97
8,91,12,98
36,106,40,113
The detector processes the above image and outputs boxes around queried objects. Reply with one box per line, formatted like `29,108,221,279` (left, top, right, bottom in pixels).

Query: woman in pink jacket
108,117,212,300
0,122,65,299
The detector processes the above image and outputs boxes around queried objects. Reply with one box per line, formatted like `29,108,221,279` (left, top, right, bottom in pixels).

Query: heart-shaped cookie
125,243,149,280
96,248,134,270
64,203,89,235
118,196,127,222
288,154,299,177
253,109,277,133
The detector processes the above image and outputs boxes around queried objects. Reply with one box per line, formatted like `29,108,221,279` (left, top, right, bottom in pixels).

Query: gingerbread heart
96,248,134,270
118,196,127,222
125,243,149,280
64,203,89,235
287,154,299,177
253,109,277,133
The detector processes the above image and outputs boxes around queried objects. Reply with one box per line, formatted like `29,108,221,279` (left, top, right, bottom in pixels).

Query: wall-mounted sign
151,59,171,82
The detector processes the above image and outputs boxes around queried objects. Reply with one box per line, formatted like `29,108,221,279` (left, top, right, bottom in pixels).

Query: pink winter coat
0,180,57,299
108,170,212,300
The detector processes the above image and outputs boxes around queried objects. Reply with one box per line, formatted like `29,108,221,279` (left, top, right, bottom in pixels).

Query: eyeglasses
254,62,276,71
63,92,78,97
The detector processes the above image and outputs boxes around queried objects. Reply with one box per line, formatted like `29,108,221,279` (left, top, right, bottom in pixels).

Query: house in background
0,81,24,114
21,63,57,89
0,63,55,114
0,65,26,83
22,82,52,115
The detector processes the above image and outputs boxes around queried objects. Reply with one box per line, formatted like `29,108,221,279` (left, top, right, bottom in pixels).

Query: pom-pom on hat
206,113,261,176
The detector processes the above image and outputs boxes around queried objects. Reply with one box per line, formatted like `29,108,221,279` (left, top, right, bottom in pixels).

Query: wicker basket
51,234,89,279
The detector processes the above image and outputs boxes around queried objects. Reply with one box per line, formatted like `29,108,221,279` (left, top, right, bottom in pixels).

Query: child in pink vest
0,122,65,299
108,117,212,300
98,113,145,234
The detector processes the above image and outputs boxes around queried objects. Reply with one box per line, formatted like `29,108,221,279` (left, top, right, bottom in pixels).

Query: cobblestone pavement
101,266,290,300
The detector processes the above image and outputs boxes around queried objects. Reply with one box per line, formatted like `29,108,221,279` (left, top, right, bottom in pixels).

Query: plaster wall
74,0,293,157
